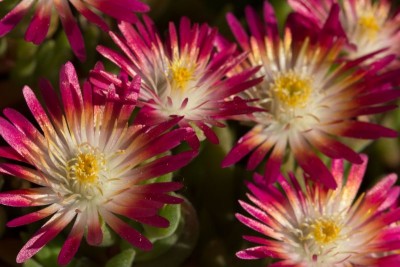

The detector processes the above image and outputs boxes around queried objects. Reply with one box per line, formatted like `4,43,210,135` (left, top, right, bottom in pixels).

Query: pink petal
53,1,86,61
226,12,249,50
86,205,103,246
135,215,169,228
16,210,76,263
39,78,63,124
0,117,40,163
236,246,276,260
365,173,398,207
69,0,108,31
245,6,264,42
263,1,279,40
327,121,398,139
195,121,219,144
125,150,196,183
25,1,52,44
222,128,265,167
290,133,337,189
23,86,54,135
0,188,54,207
7,204,59,227
58,213,85,265
0,146,26,162
100,209,152,251
304,129,362,164
264,140,286,184
0,0,34,37
330,158,344,188
3,108,46,149
342,155,368,204
0,163,46,186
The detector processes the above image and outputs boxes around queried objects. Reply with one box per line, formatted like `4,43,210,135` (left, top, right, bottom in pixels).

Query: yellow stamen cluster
75,153,100,184
272,71,312,108
358,15,380,40
311,219,341,244
68,144,105,187
169,60,194,91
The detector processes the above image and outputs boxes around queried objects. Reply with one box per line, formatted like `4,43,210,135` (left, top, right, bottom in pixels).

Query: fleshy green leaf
98,223,117,247
105,249,135,267
23,259,43,267
143,202,181,241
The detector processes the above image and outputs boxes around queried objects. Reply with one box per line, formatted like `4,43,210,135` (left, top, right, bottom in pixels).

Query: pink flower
237,156,400,266
96,16,263,144
0,62,197,265
220,1,400,188
0,0,149,60
289,0,400,67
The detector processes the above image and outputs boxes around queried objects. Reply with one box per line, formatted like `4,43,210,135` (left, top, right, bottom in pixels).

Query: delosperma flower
96,16,263,144
289,0,400,66
237,156,400,266
221,1,400,188
0,62,198,265
0,0,149,60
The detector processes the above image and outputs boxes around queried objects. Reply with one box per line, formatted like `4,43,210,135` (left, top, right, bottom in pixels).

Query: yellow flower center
169,60,194,91
68,144,105,186
75,153,100,184
358,15,380,40
272,71,312,108
312,219,341,244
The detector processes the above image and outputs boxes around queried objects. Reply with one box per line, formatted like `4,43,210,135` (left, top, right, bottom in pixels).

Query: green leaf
23,259,43,267
146,172,173,184
105,249,135,267
143,203,181,241
135,199,198,267
98,223,117,247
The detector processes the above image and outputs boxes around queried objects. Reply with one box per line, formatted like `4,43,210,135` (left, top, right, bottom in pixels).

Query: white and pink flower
289,0,400,67
96,16,263,144
237,156,400,266
220,2,400,188
0,0,149,60
0,62,197,265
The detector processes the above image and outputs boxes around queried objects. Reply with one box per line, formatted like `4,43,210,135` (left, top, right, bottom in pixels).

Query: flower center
311,219,341,244
67,144,106,198
358,15,380,40
169,60,194,91
272,71,312,108
74,153,101,184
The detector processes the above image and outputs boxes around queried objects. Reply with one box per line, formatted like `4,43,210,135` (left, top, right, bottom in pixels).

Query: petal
290,133,337,189
0,188,55,207
16,210,76,263
53,1,86,61
0,0,34,37
69,0,108,31
264,139,286,184
58,213,86,265
236,246,277,260
7,204,59,227
0,163,47,186
86,204,103,246
100,209,152,251
25,1,52,44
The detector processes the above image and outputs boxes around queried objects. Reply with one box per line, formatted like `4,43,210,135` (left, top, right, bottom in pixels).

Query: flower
0,0,149,60
96,16,263,144
0,62,197,265
288,0,400,67
220,2,400,188
237,156,400,266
